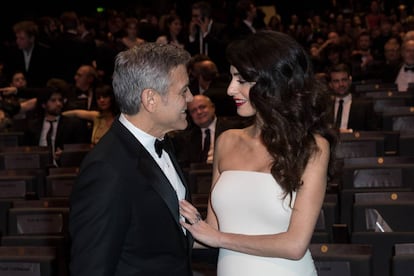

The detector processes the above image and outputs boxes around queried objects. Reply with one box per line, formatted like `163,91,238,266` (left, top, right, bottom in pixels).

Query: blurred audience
156,14,187,48
62,83,119,145
116,17,145,51
171,94,249,168
328,63,379,132
22,79,90,165
395,39,414,91
187,1,230,74
6,20,54,87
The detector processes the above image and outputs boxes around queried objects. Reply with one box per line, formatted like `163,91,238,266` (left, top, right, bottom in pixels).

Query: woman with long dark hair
180,30,337,275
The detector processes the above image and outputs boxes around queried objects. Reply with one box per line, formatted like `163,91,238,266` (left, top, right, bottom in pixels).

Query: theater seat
352,191,414,232
0,246,57,276
392,243,414,276
310,243,373,276
352,232,414,276
1,235,69,276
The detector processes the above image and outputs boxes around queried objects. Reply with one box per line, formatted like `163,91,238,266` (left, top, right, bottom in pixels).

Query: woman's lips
234,98,247,107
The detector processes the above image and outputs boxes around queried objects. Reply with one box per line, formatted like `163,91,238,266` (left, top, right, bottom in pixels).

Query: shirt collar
336,93,352,103
118,113,160,154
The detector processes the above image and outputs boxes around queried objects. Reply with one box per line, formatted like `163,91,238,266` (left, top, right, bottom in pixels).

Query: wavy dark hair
226,30,337,199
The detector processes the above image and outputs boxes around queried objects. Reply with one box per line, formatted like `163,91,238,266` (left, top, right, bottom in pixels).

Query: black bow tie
154,139,167,158
404,66,414,72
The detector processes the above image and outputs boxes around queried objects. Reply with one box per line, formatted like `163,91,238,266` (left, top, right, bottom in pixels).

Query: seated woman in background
156,14,187,48
63,83,119,145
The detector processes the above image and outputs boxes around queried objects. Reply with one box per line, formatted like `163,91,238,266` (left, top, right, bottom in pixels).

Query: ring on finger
193,213,202,224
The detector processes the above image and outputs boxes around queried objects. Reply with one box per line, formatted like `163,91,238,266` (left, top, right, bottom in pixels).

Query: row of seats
0,130,414,275
188,167,414,276
2,79,412,275
192,241,414,276
187,128,414,275
0,144,87,276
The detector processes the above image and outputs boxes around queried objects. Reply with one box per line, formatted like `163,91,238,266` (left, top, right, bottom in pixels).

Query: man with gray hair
395,39,414,91
70,43,195,275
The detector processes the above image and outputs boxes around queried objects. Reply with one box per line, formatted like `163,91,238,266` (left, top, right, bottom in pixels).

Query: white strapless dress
211,170,317,276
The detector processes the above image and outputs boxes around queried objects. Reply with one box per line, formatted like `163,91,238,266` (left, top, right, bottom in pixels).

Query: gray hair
112,43,191,115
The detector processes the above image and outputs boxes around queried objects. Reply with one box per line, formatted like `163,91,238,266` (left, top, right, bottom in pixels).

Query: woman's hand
180,199,221,248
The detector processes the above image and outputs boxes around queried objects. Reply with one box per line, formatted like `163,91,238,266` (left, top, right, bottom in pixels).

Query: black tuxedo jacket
23,115,90,149
230,21,255,40
375,60,403,83
6,43,54,87
70,118,193,275
332,96,378,131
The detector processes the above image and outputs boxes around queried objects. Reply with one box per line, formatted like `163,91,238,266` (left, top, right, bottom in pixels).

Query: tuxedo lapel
164,137,191,199
140,159,183,228
163,138,194,247
31,118,43,146
113,120,187,237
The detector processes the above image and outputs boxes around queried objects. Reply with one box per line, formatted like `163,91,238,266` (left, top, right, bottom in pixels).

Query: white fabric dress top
211,170,317,276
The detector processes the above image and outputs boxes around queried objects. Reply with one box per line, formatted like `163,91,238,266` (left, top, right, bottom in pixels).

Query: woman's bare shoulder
312,133,330,161
215,128,251,159
216,128,245,145
314,134,330,150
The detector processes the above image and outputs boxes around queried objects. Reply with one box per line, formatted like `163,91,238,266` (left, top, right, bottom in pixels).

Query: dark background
0,0,407,41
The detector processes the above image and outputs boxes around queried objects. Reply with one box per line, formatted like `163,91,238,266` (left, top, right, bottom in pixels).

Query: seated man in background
373,38,402,83
23,81,90,166
395,38,414,92
188,55,237,117
65,64,99,111
171,94,250,168
328,63,379,132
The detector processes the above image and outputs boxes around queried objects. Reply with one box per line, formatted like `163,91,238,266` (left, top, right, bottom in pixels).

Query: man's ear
141,88,157,112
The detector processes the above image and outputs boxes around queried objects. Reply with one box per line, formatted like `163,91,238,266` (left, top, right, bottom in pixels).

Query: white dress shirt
243,20,256,33
119,114,187,233
39,117,59,147
395,65,414,92
23,45,33,71
201,117,217,164
118,114,186,201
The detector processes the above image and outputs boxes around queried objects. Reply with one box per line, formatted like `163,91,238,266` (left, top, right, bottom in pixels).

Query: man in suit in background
51,11,96,83
65,65,99,111
373,38,402,83
187,1,230,74
6,20,54,87
230,0,258,40
23,81,90,166
70,43,195,275
395,38,414,92
189,57,237,117
172,94,249,168
328,63,379,132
